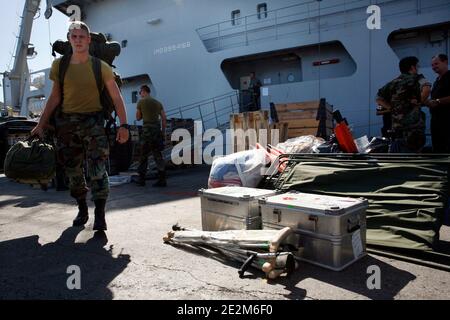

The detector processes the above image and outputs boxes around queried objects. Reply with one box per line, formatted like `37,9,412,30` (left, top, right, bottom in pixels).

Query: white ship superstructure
18,0,450,137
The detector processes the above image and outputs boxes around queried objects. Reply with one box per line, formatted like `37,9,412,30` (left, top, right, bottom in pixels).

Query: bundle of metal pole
163,225,297,279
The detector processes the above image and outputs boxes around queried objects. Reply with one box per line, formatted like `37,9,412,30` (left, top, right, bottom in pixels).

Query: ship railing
20,68,51,117
196,0,450,52
166,90,240,133
137,91,240,169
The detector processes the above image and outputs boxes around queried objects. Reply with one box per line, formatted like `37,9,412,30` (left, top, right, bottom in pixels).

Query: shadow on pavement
0,227,131,299
165,242,308,299
0,165,210,211
165,241,415,300
274,254,416,300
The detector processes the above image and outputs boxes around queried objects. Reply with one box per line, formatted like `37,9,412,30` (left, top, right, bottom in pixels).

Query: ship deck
0,166,449,300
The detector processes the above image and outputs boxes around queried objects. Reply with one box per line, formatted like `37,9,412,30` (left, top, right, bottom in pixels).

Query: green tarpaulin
268,155,450,266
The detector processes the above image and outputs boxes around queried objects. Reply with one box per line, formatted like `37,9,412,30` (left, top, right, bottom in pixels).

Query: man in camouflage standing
32,22,129,231
133,85,167,187
376,56,431,153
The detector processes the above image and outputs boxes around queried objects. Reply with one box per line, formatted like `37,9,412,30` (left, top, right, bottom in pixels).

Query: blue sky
0,0,69,103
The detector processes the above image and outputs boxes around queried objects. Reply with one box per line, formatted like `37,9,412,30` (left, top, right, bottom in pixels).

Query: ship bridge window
231,10,241,26
257,3,267,19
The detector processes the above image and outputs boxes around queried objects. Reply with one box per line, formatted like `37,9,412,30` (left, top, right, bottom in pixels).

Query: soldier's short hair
67,21,91,38
433,54,448,62
399,56,419,74
140,85,151,93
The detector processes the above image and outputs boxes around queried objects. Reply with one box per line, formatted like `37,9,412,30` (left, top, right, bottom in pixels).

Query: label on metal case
202,187,275,198
265,192,363,212
352,229,363,258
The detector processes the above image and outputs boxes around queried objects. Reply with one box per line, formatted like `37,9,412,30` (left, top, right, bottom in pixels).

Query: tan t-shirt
49,56,114,113
137,96,163,125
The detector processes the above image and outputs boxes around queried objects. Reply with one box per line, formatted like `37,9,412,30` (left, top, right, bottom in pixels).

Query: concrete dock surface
1,165,449,300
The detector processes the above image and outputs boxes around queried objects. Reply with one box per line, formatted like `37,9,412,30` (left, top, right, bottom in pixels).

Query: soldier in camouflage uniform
134,85,167,187
376,56,431,153
32,22,129,232
55,112,110,201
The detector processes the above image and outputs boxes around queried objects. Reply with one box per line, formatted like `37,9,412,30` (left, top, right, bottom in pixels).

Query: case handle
273,208,282,223
347,216,361,233
309,215,318,232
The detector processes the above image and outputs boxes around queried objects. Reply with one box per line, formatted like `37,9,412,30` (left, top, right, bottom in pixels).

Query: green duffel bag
4,137,56,187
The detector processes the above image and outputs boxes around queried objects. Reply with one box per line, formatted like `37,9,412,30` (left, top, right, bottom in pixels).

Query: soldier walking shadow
0,227,131,299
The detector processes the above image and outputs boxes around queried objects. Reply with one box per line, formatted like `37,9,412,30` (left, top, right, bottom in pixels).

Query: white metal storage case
199,187,278,231
260,192,368,271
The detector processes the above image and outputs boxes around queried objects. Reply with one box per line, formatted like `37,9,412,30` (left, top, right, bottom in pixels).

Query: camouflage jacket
377,73,426,135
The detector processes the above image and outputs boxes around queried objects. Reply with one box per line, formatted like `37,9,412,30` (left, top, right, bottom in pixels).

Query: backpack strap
91,56,115,121
92,56,115,120
91,56,103,97
48,53,71,129
92,56,117,146
58,54,72,105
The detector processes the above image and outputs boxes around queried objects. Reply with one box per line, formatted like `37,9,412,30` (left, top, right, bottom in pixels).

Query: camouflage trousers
391,108,426,153
137,124,165,176
55,112,109,201
389,129,426,153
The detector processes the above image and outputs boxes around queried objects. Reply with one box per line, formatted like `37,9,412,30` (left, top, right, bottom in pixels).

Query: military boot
152,170,167,187
73,198,89,227
93,199,107,231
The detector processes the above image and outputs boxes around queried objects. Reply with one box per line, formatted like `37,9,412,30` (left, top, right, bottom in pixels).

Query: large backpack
52,32,122,122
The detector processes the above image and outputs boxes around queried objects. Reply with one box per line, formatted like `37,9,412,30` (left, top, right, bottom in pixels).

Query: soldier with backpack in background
31,21,129,232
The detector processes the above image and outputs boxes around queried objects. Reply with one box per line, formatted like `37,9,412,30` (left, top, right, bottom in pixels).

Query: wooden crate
269,122,289,144
274,99,334,139
230,110,273,151
230,111,269,131
166,118,194,145
230,113,246,130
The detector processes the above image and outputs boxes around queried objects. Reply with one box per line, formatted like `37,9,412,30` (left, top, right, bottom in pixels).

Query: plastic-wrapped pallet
275,135,325,154
208,149,267,188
